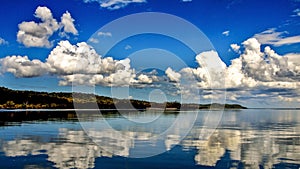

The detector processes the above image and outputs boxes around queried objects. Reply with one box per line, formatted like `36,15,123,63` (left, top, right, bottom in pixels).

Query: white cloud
0,37,8,45
284,53,300,66
137,74,153,84
47,41,102,75
83,0,146,10
0,40,155,87
164,38,300,102
0,55,48,77
226,38,300,88
222,30,230,36
166,51,226,101
17,6,59,48
165,67,181,82
182,0,192,2
1,36,300,103
46,41,139,86
17,6,77,48
194,50,226,88
230,44,240,53
254,28,300,46
60,11,78,36
97,31,112,37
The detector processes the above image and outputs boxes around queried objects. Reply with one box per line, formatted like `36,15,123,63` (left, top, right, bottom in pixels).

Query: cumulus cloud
165,67,181,82
0,55,48,77
164,38,300,102
284,53,300,66
0,40,155,87
17,6,77,48
1,36,300,103
46,41,138,86
222,30,230,36
47,41,101,75
0,37,8,45
226,38,299,89
83,0,146,10
230,44,240,53
137,74,153,84
230,38,300,85
184,50,226,89
254,28,300,46
60,11,78,36
17,6,59,48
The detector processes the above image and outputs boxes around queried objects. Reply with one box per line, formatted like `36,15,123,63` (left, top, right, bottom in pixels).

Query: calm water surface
0,109,299,169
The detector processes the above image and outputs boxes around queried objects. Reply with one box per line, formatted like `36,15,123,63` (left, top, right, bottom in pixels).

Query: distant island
0,87,246,110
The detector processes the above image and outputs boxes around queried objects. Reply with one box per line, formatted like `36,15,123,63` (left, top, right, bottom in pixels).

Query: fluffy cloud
17,6,59,48
228,38,299,86
46,41,138,86
222,30,230,36
0,55,48,77
17,6,77,48
0,37,8,45
227,38,299,88
1,35,300,103
164,51,227,101
60,11,78,36
165,67,181,82
226,38,300,90
164,38,300,102
230,44,240,53
284,53,300,67
137,74,153,84
182,50,226,89
0,40,154,87
83,0,146,10
47,40,104,75
254,28,300,46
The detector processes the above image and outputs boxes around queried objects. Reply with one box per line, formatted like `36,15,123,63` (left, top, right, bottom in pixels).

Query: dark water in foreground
0,109,299,169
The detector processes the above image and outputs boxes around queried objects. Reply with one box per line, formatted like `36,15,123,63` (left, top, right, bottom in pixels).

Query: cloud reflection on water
0,110,300,169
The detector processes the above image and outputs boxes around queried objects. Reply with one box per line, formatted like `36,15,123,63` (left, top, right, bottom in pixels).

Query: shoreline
1,107,300,112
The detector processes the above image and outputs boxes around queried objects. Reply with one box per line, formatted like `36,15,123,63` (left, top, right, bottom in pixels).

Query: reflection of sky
0,109,300,169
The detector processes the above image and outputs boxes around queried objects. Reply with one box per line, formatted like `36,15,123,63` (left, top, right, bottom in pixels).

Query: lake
0,109,299,169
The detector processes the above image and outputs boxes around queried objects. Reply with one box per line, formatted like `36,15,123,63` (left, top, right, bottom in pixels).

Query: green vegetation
0,87,246,110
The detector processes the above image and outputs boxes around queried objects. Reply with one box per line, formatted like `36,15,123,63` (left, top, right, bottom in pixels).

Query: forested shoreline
0,87,246,110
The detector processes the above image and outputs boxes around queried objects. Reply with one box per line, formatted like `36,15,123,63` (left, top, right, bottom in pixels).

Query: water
0,109,299,169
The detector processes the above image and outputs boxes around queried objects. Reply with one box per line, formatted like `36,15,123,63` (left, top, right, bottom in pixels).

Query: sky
0,0,300,108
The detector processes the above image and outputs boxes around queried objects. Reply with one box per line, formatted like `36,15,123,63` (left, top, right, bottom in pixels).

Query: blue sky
0,0,300,108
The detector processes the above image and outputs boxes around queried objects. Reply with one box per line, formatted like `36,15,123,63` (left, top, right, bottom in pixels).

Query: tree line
0,87,246,109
